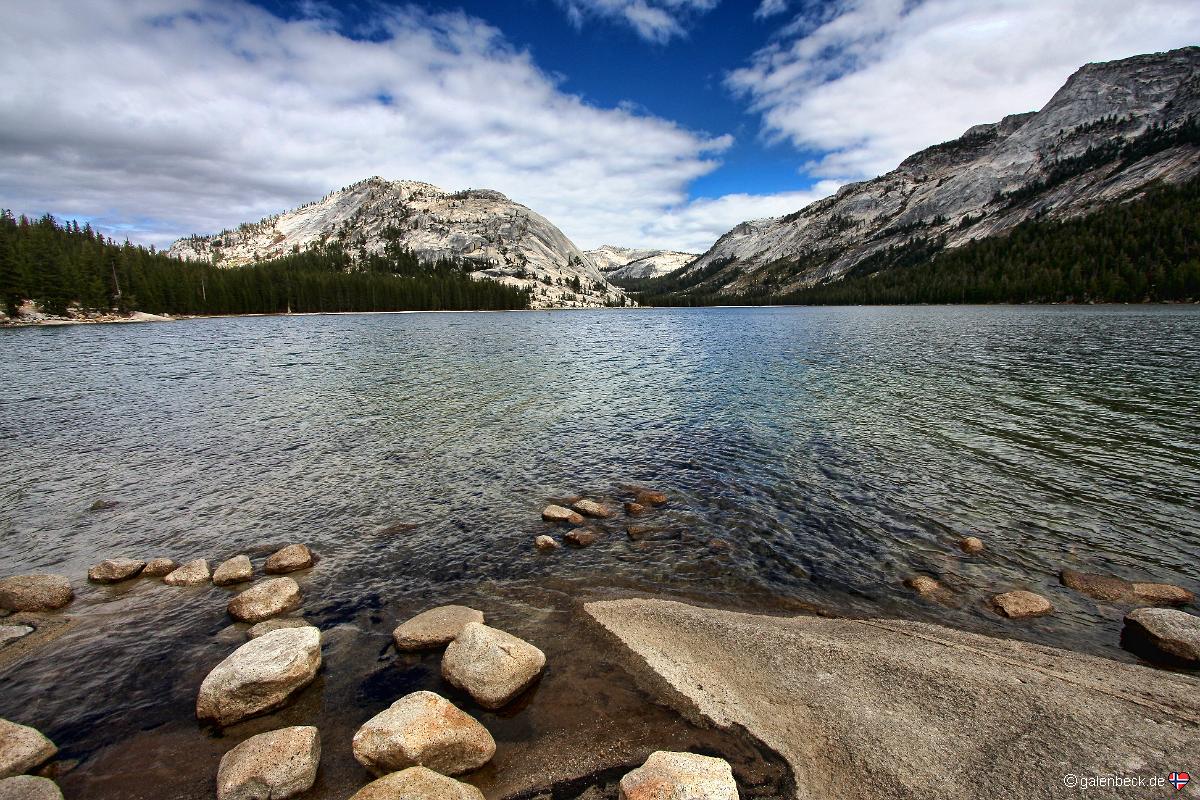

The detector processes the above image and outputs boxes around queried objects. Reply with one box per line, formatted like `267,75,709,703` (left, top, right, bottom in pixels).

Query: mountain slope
585,245,697,282
168,178,629,309
670,46,1200,299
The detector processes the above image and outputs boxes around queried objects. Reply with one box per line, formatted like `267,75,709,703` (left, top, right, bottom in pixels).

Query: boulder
441,622,545,710
541,505,584,525
904,576,939,596
393,606,484,651
213,556,254,587
162,559,211,587
87,558,146,584
624,501,646,517
991,591,1052,619
196,627,322,727
348,767,485,800
618,751,738,800
247,618,314,639
0,776,63,800
533,535,559,551
227,578,302,623
571,499,612,519
141,558,177,578
0,719,57,779
0,576,73,612
564,529,598,547
0,626,33,647
1123,608,1200,664
1131,583,1194,605
1059,569,1129,602
959,537,984,554
216,726,320,800
351,691,495,776
265,545,314,575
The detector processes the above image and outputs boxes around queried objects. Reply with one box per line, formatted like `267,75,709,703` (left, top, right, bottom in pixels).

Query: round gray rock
265,545,314,575
196,627,322,727
352,691,495,777
216,725,320,800
227,578,302,623
441,622,545,710
247,618,314,639
87,558,146,584
348,767,485,800
393,606,484,651
0,719,57,779
163,559,211,587
0,576,72,612
619,751,738,800
0,776,63,800
141,558,178,578
1123,607,1200,664
213,556,254,587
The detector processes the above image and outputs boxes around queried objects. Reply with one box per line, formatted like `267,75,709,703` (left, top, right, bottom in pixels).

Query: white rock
162,559,210,587
227,578,302,623
352,691,495,777
196,627,322,727
0,719,56,779
619,751,739,800
441,623,545,710
216,726,320,800
348,766,485,800
213,556,254,587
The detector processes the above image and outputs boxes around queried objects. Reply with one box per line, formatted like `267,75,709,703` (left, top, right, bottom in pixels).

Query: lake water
1,306,1198,798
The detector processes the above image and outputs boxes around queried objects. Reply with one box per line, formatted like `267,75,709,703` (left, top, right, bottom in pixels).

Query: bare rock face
0,576,72,612
0,719,57,779
541,505,584,525
247,619,314,639
196,627,322,727
618,751,738,800
348,766,485,800
265,545,314,575
87,558,146,584
533,535,559,551
441,623,546,710
992,591,1053,619
1123,608,1200,664
216,726,320,800
141,558,177,578
959,537,985,554
571,499,612,519
227,578,303,623
213,556,254,587
564,529,598,547
904,576,939,596
163,559,211,587
393,606,485,651
351,691,495,777
0,776,63,800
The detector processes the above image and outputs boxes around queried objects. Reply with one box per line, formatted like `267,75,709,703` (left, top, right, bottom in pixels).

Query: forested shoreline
0,212,530,318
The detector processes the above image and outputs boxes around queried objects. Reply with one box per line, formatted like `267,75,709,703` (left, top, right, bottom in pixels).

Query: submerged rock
0,576,73,612
162,559,211,587
0,718,57,779
572,499,612,519
351,691,495,777
227,578,302,623
141,558,178,578
1123,608,1200,664
0,626,33,647
87,558,146,584
348,767,485,800
0,776,63,800
959,537,985,554
393,606,484,651
564,529,598,547
442,622,546,710
247,618,314,639
1061,569,1193,606
624,501,646,517
618,751,738,800
213,556,254,587
88,499,118,512
216,725,320,800
196,627,322,727
541,505,584,525
533,535,559,551
265,545,315,575
904,576,939,596
1131,583,1194,605
992,591,1053,619
630,487,667,505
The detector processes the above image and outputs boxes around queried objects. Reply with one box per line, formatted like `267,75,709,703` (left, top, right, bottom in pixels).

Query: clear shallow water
1,306,1199,797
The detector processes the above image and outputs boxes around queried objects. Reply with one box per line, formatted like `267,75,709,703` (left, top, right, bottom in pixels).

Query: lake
1,305,1198,798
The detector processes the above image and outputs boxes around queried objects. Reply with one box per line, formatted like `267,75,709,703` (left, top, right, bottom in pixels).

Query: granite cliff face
168,178,628,309
586,245,697,282
681,47,1200,296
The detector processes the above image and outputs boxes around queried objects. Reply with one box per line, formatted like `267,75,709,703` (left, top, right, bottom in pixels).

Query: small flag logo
1168,772,1190,790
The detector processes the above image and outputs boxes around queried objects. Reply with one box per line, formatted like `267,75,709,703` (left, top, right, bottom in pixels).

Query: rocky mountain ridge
585,245,697,282
168,178,629,309
677,46,1200,297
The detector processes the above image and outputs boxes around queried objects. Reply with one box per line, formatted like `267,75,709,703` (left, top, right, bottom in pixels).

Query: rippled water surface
1,306,1199,797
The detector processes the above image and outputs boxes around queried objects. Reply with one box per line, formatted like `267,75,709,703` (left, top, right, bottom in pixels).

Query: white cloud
729,0,1200,180
754,0,789,20
554,0,719,43
0,0,757,253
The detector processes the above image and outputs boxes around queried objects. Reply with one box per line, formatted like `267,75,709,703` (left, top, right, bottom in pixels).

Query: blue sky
2,0,1199,252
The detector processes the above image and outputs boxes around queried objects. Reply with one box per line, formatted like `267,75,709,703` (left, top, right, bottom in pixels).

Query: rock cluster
442,622,546,710
197,627,322,727
352,691,495,776
536,487,668,550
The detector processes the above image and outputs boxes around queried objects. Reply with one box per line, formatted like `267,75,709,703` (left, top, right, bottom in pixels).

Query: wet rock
377,522,419,535
0,626,33,647
216,725,320,800
247,618,313,639
265,545,315,575
571,499,612,519
162,559,211,587
442,622,546,710
618,751,737,800
630,487,667,505
348,767,485,800
87,558,146,584
352,691,495,777
88,499,118,512
533,535,559,551
708,538,731,551
904,576,939,596
992,591,1053,619
959,537,985,554
1059,569,1129,602
564,529,598,547
227,578,302,623
624,501,646,517
1123,608,1200,664
0,776,63,800
393,606,484,651
141,558,177,578
196,627,322,727
1131,583,1194,606
541,505,584,525
213,556,254,587
0,576,73,612
0,719,57,778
